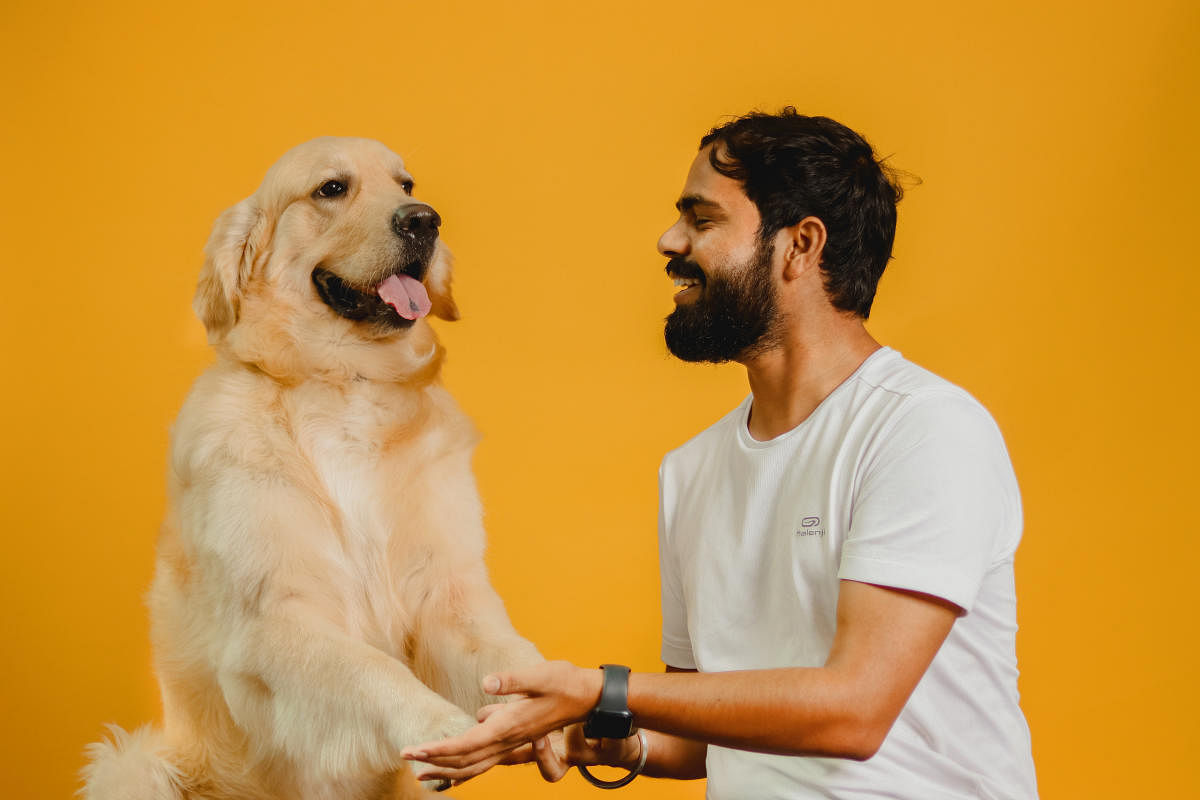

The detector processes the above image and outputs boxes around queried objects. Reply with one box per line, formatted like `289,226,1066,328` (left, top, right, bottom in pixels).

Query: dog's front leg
219,599,477,782
410,568,544,715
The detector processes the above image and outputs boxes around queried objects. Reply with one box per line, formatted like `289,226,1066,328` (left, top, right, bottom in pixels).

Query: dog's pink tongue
377,274,432,320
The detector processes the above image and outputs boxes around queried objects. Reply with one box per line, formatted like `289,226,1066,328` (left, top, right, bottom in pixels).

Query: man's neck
741,318,881,442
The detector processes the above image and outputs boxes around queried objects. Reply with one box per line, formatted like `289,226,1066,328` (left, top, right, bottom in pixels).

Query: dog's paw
426,706,477,743
404,711,473,796
391,704,476,755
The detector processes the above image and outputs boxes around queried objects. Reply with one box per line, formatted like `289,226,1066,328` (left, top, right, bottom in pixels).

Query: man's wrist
571,665,606,724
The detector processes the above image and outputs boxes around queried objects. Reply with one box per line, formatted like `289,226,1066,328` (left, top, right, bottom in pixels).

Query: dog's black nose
392,204,441,239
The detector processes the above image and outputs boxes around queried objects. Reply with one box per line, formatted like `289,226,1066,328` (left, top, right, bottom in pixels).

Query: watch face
584,709,634,740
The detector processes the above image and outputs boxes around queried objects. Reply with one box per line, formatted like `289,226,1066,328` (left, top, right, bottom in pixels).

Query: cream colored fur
81,138,541,800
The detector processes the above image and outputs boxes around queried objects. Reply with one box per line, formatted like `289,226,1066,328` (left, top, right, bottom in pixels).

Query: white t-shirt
658,347,1037,799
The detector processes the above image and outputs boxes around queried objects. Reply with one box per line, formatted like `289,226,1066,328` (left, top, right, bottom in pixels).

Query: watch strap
583,664,634,739
596,664,630,714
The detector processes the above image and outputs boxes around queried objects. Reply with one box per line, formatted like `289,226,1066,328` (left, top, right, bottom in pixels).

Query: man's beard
663,240,780,363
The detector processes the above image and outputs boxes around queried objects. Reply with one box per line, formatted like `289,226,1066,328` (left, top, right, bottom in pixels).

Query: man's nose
657,217,687,257
392,204,442,240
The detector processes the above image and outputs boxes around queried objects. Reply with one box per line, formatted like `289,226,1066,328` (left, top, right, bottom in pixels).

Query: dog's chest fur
275,379,468,646
300,385,403,541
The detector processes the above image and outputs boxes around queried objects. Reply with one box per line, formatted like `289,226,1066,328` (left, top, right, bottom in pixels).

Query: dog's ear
194,198,267,339
426,241,460,321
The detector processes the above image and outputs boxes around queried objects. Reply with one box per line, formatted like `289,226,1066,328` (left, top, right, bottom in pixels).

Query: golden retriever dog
81,137,542,800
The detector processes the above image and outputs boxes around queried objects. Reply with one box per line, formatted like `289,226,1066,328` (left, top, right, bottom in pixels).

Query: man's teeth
673,278,701,287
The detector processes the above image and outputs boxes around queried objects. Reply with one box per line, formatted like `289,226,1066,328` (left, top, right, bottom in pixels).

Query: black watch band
583,664,635,740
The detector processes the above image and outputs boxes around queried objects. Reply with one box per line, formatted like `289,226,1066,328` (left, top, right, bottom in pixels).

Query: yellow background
2,1,1197,797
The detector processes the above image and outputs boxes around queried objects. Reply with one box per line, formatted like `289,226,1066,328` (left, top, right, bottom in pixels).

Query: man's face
658,145,781,363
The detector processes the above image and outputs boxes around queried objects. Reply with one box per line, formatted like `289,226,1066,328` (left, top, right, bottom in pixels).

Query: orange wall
2,1,1197,797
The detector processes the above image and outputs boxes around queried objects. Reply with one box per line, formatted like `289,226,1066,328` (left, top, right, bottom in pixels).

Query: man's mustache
665,258,705,282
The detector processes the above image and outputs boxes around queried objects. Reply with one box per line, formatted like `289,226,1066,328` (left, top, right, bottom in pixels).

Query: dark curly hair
700,108,906,318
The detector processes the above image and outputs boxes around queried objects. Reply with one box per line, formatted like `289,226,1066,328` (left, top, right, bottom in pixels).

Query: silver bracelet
577,730,649,789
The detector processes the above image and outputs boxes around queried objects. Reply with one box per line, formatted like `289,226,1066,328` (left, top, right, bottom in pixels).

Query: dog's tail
80,723,185,800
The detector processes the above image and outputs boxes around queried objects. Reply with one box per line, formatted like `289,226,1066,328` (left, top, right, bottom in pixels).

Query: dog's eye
401,180,414,195
315,180,348,199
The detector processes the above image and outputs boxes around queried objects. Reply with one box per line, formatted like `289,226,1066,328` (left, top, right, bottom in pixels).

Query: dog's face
195,137,458,353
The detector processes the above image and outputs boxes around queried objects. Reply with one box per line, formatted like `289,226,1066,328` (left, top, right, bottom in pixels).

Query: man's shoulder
857,349,996,426
859,350,1013,481
858,348,972,400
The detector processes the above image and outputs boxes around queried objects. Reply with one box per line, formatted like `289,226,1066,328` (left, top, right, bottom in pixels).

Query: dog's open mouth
312,262,431,329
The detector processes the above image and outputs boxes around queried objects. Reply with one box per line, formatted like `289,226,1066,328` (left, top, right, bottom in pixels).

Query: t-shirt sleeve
838,391,1022,613
658,461,697,669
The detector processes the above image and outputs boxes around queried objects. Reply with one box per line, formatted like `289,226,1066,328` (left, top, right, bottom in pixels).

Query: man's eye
694,218,712,228
315,180,348,198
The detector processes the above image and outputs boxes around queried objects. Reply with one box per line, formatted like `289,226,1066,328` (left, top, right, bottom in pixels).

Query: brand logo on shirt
797,516,826,537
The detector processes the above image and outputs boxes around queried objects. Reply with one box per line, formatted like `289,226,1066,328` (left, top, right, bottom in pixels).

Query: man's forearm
628,667,886,761
635,665,707,779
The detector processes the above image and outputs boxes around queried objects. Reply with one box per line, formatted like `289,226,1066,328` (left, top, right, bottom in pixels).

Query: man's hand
401,660,602,784
490,723,647,783
562,723,645,773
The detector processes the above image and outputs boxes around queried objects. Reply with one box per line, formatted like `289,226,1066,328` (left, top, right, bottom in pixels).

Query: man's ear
194,199,267,340
425,241,460,321
781,216,827,281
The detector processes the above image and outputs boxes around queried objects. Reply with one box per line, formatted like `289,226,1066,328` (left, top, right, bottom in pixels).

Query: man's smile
666,258,706,304
672,276,702,303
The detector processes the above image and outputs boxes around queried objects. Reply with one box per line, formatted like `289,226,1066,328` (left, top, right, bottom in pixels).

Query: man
402,109,1038,798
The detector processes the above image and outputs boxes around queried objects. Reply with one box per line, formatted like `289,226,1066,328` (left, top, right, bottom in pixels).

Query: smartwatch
582,664,635,740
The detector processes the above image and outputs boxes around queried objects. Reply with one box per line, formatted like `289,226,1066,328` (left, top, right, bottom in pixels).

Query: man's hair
699,108,906,318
